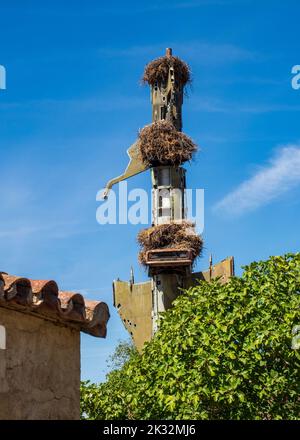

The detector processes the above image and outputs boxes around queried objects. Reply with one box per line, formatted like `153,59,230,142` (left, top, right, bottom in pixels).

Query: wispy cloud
0,96,146,113
192,97,300,113
1,1,234,17
98,41,256,65
0,220,95,240
201,76,285,86
214,144,300,217
119,0,233,13
2,94,298,115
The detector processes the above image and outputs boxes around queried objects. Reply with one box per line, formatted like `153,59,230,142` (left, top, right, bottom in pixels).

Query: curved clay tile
83,300,110,337
30,279,59,308
30,279,58,297
2,274,32,306
0,272,109,338
58,291,86,321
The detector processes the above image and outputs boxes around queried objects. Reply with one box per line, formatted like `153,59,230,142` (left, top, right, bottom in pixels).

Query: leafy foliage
81,254,300,420
80,340,138,420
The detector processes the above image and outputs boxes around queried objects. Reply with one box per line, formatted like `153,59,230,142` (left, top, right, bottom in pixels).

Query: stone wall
0,306,80,420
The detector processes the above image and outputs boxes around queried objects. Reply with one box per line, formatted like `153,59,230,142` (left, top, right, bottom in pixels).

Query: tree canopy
81,253,300,420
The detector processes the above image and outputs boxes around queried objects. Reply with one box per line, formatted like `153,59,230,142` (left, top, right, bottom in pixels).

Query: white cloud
98,41,255,65
4,95,300,116
127,0,232,12
191,97,300,113
0,96,146,113
214,145,300,217
2,1,233,17
0,220,91,239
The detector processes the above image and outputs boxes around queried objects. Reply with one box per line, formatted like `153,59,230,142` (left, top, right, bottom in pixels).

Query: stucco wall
0,306,80,420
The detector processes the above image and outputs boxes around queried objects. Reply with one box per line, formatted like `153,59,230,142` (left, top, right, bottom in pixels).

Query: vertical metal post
149,48,190,333
151,165,188,333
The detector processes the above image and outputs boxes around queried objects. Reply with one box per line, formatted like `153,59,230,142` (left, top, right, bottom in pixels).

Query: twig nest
142,55,191,87
137,221,203,266
138,121,197,166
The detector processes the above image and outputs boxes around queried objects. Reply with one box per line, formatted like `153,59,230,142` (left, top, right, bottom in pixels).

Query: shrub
81,254,300,420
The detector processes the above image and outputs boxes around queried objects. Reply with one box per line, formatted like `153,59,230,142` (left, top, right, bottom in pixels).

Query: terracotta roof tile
58,291,86,322
83,300,110,337
0,272,109,338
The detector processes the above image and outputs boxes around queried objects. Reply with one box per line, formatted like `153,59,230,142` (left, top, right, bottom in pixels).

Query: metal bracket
101,140,149,199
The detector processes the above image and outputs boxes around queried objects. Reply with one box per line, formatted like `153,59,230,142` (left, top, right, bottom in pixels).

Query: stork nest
138,121,197,166
142,55,191,86
137,221,203,266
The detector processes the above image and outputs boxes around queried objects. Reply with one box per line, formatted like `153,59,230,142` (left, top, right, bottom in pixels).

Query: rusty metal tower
103,48,234,350
145,47,191,333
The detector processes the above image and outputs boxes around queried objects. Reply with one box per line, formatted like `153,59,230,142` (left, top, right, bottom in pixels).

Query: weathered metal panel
113,257,234,350
113,280,152,351
146,249,192,267
102,141,148,198
187,256,235,286
152,273,185,333
150,60,184,131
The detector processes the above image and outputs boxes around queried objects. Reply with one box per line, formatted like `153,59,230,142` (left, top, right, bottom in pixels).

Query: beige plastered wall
0,306,80,420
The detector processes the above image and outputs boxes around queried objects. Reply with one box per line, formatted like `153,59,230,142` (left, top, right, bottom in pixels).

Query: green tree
80,340,138,420
81,254,300,420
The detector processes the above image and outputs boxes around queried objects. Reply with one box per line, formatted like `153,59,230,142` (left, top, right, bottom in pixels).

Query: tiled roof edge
0,272,109,338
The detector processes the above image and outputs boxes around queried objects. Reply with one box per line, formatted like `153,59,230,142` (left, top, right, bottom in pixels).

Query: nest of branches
137,221,203,266
138,121,197,166
142,55,191,87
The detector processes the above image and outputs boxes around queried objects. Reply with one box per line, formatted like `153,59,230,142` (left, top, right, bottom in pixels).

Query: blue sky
0,0,300,382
